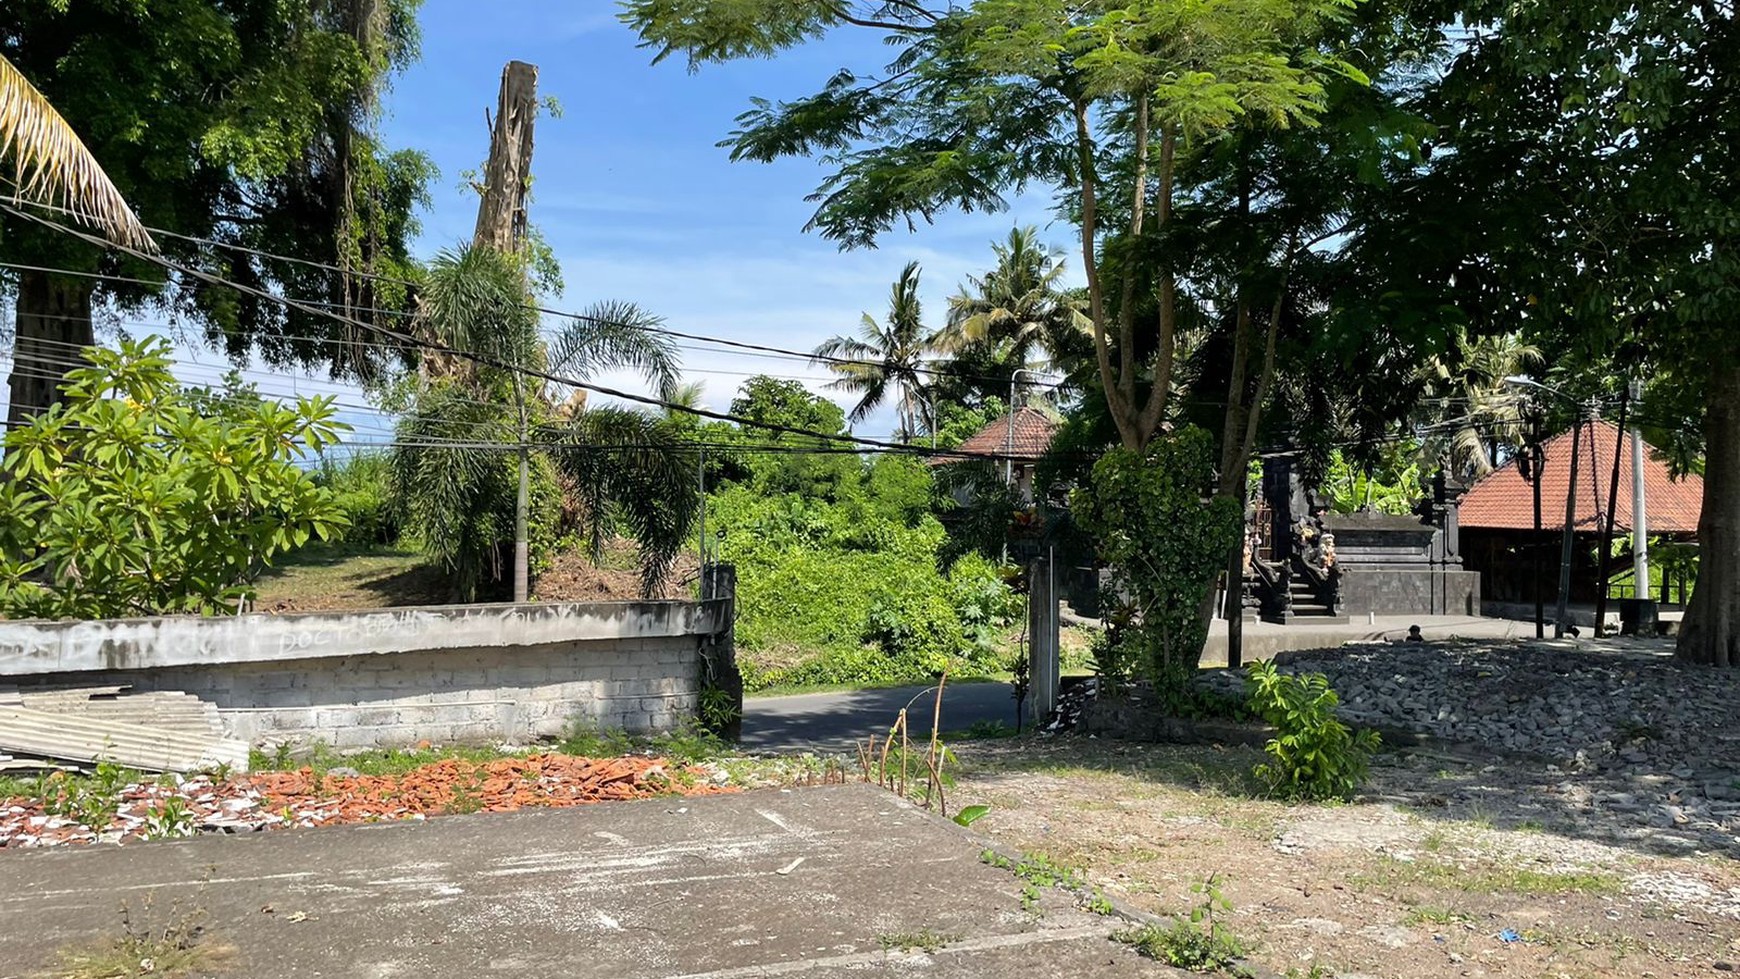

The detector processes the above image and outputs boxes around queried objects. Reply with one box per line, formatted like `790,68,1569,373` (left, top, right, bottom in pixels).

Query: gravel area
1200,636,1740,855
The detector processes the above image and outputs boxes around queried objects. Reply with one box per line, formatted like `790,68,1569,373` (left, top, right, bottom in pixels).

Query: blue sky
376,1,1071,437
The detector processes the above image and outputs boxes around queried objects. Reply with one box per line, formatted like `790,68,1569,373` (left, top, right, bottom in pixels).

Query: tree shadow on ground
956,732,1740,865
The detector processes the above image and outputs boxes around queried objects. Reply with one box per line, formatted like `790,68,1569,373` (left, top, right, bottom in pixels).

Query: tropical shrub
1245,662,1381,802
0,338,348,618
315,452,401,545
1071,428,1242,705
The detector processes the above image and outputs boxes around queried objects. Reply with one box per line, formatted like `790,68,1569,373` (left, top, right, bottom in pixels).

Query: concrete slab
0,785,1173,977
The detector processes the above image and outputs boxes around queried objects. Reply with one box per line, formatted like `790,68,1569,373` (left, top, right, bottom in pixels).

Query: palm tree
396,242,696,599
936,227,1089,377
1415,330,1544,479
812,260,935,440
0,54,152,250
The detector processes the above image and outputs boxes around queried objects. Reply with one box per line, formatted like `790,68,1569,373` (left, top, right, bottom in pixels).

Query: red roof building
1459,420,1703,607
930,407,1059,502
1460,420,1703,533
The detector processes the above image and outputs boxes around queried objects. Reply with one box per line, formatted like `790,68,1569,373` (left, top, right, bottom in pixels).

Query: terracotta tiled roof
1459,420,1703,533
930,407,1058,464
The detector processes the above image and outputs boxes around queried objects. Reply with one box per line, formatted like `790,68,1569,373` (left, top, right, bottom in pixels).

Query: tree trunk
472,60,539,602
7,271,96,429
473,60,539,253
1677,358,1739,667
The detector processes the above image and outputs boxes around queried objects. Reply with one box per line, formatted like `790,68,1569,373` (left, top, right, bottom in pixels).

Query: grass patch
1114,921,1248,976
746,674,1005,699
1401,905,1472,926
249,741,526,776
53,893,231,979
1351,856,1621,897
980,848,1087,890
251,541,447,611
877,928,958,953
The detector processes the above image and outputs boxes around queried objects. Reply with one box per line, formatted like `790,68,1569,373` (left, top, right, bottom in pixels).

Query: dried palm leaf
0,54,155,252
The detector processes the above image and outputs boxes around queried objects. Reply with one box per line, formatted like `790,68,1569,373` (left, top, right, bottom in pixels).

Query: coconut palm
812,260,936,440
396,242,695,599
936,227,1089,375
1415,330,1544,479
0,54,152,250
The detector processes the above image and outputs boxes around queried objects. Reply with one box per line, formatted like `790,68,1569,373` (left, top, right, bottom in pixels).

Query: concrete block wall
0,600,730,750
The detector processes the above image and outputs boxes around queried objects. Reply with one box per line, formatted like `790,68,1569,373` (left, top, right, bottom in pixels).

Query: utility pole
1594,386,1631,634
1630,379,1649,599
1554,407,1589,638
471,60,540,603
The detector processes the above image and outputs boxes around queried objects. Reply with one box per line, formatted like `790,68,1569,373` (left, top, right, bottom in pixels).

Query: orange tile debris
1,753,736,849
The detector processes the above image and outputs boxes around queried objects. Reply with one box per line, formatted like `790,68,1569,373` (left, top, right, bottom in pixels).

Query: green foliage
1323,448,1420,516
39,759,133,831
710,457,1019,691
1245,662,1379,802
952,804,992,827
0,339,348,618
1071,429,1241,701
1116,874,1247,975
142,794,196,841
1,0,430,381
315,452,402,546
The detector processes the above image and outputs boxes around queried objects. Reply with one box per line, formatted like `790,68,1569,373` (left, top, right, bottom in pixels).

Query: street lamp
1006,368,1047,488
1502,377,1594,638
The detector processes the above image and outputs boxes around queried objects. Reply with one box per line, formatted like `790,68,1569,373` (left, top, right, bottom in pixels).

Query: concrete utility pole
1554,409,1590,638
1630,379,1650,597
472,60,540,604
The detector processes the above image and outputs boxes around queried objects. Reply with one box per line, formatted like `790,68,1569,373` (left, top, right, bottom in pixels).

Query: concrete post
1027,547,1060,727
700,563,743,741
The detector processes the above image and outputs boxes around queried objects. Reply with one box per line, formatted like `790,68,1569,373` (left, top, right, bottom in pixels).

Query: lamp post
1504,377,1593,638
1006,368,1045,489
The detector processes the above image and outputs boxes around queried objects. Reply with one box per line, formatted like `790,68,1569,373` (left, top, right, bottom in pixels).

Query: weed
1116,873,1248,975
1284,966,1330,979
55,891,230,979
1020,882,1043,913
979,849,1086,890
270,741,296,769
878,928,957,953
697,684,740,733
1351,856,1621,896
41,758,135,831
1245,663,1379,802
1082,890,1116,916
143,796,196,841
1402,905,1471,926
1420,829,1448,852
956,719,1018,740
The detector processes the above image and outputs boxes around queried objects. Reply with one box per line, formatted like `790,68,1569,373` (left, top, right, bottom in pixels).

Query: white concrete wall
0,602,729,749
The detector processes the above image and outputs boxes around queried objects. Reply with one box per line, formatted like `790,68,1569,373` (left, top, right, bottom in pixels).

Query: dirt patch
532,546,698,603
951,736,1740,978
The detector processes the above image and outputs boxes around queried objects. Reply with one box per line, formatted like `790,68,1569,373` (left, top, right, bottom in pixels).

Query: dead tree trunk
6,271,95,429
471,60,539,604
473,60,538,254
1677,358,1740,667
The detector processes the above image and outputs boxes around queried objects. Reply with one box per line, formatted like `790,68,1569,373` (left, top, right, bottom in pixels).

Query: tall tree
812,260,934,438
1387,0,1738,665
1,0,431,427
397,243,693,600
623,0,1368,454
932,226,1090,403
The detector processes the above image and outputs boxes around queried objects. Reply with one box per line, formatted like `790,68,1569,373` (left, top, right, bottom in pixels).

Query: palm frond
0,54,154,252
547,300,681,399
545,407,699,596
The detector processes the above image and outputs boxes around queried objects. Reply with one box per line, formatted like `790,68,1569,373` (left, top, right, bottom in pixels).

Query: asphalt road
740,680,1024,754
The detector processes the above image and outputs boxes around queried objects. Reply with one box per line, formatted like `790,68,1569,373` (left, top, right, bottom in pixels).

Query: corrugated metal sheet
0,706,249,773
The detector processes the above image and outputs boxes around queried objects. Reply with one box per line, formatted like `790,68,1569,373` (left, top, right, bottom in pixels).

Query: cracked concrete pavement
0,784,1177,977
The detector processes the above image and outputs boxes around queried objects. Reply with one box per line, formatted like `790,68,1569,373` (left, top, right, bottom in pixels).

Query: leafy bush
0,339,348,618
1245,662,1380,802
316,452,401,545
709,463,1017,691
1071,429,1241,705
